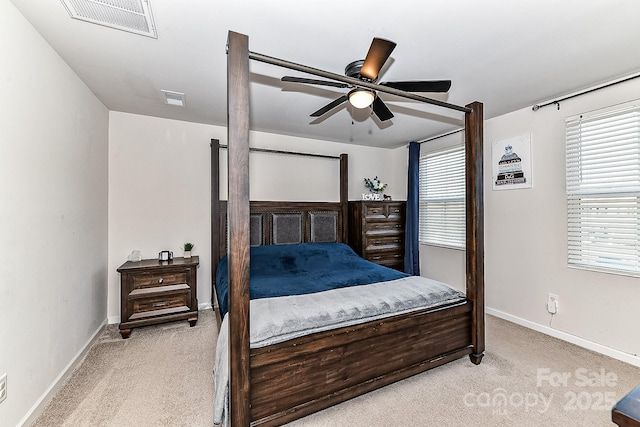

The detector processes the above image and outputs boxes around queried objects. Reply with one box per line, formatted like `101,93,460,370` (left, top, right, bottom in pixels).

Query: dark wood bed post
211,138,220,313
464,101,485,365
340,153,348,243
227,31,252,426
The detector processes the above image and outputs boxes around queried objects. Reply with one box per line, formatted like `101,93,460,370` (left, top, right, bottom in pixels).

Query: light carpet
31,309,640,426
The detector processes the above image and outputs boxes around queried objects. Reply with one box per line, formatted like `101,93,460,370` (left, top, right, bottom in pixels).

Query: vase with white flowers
364,176,387,193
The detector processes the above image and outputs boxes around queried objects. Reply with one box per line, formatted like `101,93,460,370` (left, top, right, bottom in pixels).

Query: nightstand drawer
132,271,187,290
127,284,191,320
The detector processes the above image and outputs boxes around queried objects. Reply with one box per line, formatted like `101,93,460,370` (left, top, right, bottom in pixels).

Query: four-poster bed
214,30,484,426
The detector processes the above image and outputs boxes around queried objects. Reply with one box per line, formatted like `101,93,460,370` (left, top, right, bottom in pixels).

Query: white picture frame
492,134,532,191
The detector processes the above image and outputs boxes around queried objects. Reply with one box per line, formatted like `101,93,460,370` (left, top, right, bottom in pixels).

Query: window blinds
566,104,640,275
419,146,466,249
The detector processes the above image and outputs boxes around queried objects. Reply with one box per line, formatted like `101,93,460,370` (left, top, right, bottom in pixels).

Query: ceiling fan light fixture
348,89,375,109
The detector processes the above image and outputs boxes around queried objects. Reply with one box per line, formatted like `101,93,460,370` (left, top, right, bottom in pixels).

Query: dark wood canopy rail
222,30,484,427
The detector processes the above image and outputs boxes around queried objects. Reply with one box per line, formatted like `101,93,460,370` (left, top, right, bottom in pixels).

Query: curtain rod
532,72,640,111
417,128,464,144
218,144,340,159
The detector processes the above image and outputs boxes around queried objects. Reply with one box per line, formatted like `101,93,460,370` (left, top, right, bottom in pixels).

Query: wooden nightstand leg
189,318,197,327
120,328,132,339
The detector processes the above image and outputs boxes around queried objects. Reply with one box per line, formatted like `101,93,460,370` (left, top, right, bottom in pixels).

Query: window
419,145,465,249
566,103,640,276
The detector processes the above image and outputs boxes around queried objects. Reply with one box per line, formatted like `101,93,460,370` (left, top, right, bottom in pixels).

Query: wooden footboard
249,300,473,426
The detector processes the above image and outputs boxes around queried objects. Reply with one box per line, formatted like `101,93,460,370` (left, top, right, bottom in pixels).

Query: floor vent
61,0,157,39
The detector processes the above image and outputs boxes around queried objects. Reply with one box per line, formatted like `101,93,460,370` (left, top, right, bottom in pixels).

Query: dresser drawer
365,221,404,235
387,203,404,220
363,203,387,218
366,252,404,267
365,235,403,252
132,271,188,290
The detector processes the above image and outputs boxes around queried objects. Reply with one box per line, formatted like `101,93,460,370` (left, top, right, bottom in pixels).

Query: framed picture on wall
492,134,532,191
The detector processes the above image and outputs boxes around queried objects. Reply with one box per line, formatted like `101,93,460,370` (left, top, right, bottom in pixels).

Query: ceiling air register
61,0,157,38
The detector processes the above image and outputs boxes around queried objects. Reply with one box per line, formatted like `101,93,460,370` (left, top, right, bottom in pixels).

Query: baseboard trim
486,306,640,368
18,318,107,427
198,301,212,310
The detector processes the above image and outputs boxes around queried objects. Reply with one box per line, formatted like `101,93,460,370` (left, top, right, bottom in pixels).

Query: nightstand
117,256,199,339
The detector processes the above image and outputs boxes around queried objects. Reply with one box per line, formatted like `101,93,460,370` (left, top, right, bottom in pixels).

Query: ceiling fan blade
282,76,348,88
360,38,396,81
372,96,394,121
310,95,349,117
380,80,452,93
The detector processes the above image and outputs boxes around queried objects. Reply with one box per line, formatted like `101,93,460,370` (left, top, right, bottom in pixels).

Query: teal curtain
404,141,420,275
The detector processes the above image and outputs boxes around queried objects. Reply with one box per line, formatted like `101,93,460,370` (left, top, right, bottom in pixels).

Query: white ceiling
10,0,640,148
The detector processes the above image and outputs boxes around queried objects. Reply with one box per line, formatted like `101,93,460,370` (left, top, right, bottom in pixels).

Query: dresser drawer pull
371,255,382,260
394,239,401,243
394,254,402,258
395,224,402,228
373,240,382,245
152,301,170,308
158,278,164,284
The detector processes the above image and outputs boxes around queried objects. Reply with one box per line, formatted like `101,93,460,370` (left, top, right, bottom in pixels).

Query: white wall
0,1,109,426
484,79,640,363
399,78,640,364
107,112,403,322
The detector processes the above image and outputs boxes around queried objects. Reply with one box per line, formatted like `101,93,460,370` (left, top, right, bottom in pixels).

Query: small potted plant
183,242,194,259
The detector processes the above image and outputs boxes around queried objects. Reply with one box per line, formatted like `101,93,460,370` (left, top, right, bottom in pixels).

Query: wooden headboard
215,201,345,258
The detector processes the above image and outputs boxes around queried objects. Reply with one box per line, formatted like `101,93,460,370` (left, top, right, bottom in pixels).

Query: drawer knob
152,301,170,308
394,254,402,258
372,255,382,260
373,240,381,245
158,278,164,284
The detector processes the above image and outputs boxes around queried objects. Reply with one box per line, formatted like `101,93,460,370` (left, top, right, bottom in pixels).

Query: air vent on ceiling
61,0,157,38
161,90,186,107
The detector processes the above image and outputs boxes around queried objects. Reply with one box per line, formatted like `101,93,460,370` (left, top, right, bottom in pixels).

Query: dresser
117,256,199,338
348,201,406,271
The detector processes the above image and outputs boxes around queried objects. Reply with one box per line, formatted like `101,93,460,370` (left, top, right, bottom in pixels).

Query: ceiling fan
281,37,452,122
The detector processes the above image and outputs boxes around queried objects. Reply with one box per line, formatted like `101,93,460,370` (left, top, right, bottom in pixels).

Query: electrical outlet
547,293,559,314
0,373,6,404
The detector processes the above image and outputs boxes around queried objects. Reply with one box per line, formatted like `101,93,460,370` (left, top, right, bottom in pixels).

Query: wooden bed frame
215,31,484,427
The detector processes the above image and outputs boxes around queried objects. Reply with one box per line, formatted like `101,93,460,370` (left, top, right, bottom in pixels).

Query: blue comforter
215,242,408,317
